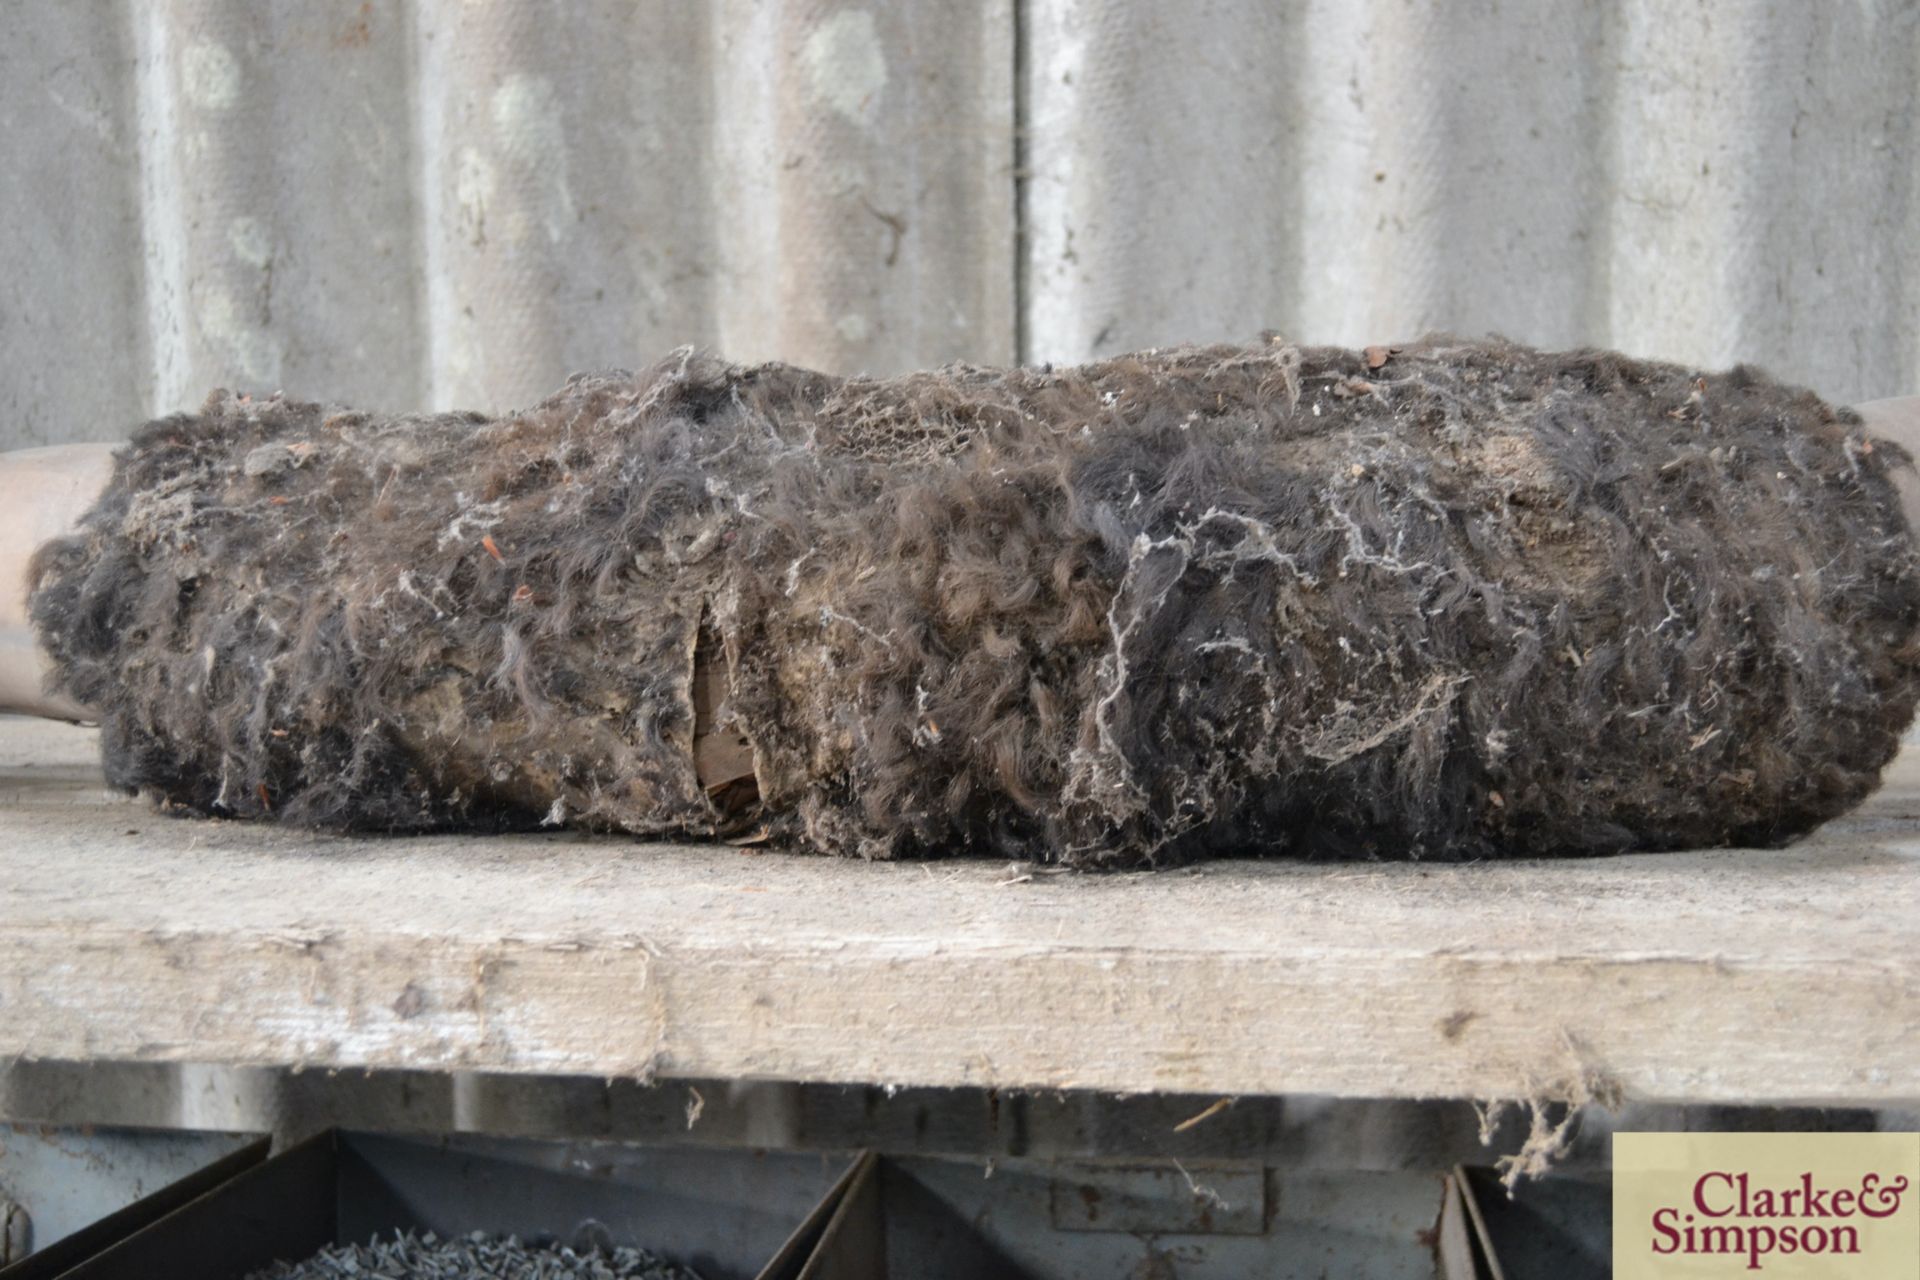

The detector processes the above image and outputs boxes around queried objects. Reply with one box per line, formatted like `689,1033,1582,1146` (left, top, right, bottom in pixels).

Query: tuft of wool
28,338,1920,865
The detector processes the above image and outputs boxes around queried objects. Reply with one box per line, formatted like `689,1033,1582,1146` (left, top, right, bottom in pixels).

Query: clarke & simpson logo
1650,1169,1909,1268
1614,1133,1920,1278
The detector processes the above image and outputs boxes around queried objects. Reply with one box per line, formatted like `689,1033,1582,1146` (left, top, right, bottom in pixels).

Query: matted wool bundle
28,338,1920,865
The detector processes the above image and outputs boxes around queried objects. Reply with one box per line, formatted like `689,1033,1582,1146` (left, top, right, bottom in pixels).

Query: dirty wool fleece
29,338,1920,865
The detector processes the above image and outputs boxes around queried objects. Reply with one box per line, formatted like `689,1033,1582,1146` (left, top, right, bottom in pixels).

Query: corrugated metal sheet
1,0,1915,448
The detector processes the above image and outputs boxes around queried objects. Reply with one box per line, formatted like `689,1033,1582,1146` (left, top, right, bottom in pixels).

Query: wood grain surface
2,717,1915,1105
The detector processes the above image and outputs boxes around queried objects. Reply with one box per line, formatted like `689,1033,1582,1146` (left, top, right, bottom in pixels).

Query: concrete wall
1,0,1915,446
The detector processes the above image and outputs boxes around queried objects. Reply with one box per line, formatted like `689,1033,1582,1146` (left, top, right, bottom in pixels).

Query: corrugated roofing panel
1,1,1914,447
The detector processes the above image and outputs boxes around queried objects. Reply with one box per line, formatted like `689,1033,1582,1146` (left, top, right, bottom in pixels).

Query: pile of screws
246,1229,705,1280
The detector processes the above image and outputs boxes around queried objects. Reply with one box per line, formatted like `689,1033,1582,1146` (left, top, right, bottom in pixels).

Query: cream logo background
1614,1133,1920,1277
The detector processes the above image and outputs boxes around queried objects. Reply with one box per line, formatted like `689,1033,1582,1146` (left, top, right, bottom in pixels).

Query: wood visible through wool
27,338,1920,865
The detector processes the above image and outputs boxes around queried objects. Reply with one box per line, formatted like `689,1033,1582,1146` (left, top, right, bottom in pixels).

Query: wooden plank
1,717,1916,1105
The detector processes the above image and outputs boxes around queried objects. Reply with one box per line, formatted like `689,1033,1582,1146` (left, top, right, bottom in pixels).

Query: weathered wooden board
1,717,1915,1106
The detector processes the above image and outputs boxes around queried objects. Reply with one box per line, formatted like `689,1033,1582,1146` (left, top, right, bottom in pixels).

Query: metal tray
52,1131,860,1280
0,1137,269,1280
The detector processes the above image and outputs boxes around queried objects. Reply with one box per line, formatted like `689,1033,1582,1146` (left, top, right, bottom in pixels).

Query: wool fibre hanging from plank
28,338,1920,865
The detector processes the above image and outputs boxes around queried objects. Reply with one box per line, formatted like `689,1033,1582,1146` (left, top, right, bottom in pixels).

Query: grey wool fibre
28,338,1920,865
